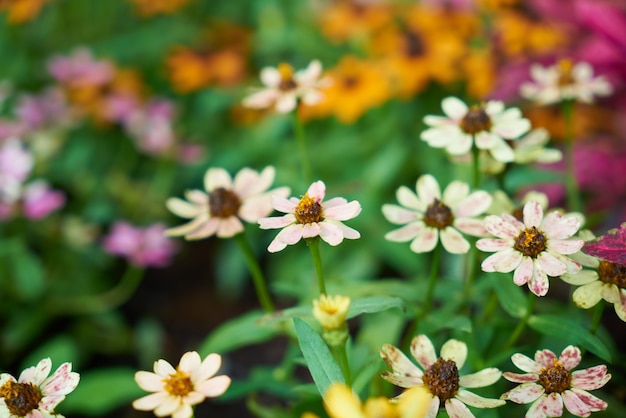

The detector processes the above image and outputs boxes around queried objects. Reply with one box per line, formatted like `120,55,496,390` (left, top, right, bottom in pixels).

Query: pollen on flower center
423,199,454,229
557,59,575,87
295,193,323,224
163,369,194,397
538,359,571,394
422,358,460,402
513,226,547,258
278,63,297,91
0,380,42,416
598,260,626,288
208,187,241,218
460,105,492,135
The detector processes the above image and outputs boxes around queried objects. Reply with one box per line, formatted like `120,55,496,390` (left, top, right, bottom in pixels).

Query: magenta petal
529,393,563,417
568,388,609,412
558,346,582,371
562,390,592,417
534,349,557,368
571,365,611,390
501,382,544,404
503,372,538,383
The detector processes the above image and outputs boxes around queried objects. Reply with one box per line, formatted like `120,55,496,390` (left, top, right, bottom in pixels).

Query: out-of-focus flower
477,201,583,296
318,0,393,45
243,60,326,113
127,0,188,16
521,60,613,105
421,96,531,162
492,11,567,59
561,230,626,321
0,0,53,24
133,351,230,418
15,87,74,132
167,166,289,240
0,358,80,417
381,335,505,418
21,180,65,219
103,222,177,267
487,190,550,219
124,99,177,156
0,138,33,203
502,346,611,417
259,180,361,252
166,47,246,92
48,48,114,88
383,174,491,254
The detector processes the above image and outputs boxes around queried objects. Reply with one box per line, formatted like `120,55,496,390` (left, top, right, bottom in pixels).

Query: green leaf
21,335,79,371
347,296,406,319
10,247,45,300
198,310,277,355
293,317,344,397
528,314,612,362
492,274,527,318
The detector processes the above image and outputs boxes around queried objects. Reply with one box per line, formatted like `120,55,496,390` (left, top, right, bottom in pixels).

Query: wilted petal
411,335,437,370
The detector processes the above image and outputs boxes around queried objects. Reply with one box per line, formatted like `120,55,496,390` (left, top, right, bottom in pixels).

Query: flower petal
193,354,221,383
501,382,544,404
411,335,437,370
455,191,491,217
409,227,438,253
481,249,522,273
537,251,567,277
382,204,420,225
511,353,542,373
568,388,609,412
444,397,474,418
397,186,424,211
571,365,611,391
166,198,203,219
324,200,361,221
135,371,164,392
132,392,169,411
459,368,501,388
259,214,296,229
523,201,543,228
195,375,231,397
204,168,232,192
440,339,467,369
558,346,582,371
442,96,468,120
440,227,470,254
455,389,505,408
417,175,441,206
527,393,563,418
484,215,520,239
385,223,423,242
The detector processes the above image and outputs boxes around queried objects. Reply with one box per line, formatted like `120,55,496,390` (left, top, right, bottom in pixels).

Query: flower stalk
293,112,313,184
307,237,327,294
562,99,582,212
234,232,275,312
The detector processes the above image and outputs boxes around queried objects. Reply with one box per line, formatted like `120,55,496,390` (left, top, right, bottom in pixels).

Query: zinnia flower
421,96,531,162
258,180,361,253
520,60,612,105
476,200,583,296
380,335,505,417
103,221,178,267
0,358,80,417
166,166,289,239
133,351,231,418
382,174,491,254
501,346,611,417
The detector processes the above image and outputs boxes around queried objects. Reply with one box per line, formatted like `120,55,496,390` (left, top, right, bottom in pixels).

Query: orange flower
462,48,497,99
318,0,393,45
524,103,612,141
492,11,567,58
127,0,189,17
0,0,52,24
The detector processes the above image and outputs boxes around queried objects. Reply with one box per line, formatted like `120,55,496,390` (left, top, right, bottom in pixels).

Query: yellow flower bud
312,294,351,331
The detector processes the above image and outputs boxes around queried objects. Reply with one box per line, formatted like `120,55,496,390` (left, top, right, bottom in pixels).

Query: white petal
459,368,502,388
440,227,470,254
382,204,420,224
411,335,437,370
441,97,468,120
409,227,438,253
523,201,543,228
417,175,441,205
440,339,467,369
204,168,232,192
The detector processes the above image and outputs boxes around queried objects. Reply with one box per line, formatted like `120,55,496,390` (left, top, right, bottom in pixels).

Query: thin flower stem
471,141,480,190
462,243,479,309
423,243,441,316
307,238,327,295
562,99,582,212
234,233,275,312
504,291,536,350
292,112,313,184
590,303,605,335
333,344,352,387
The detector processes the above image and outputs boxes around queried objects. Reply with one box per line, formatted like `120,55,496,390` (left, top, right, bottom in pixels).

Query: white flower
381,335,505,418
421,96,531,163
0,358,80,418
133,351,231,418
520,60,612,105
242,60,327,113
258,180,361,252
382,174,492,254
477,201,583,297
165,166,290,239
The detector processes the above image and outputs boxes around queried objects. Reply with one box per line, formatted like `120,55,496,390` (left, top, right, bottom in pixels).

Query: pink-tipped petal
558,346,582,371
571,366,611,391
501,382,544,404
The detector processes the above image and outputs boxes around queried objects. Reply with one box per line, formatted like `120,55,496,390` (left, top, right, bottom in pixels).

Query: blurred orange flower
166,48,246,93
127,0,189,16
318,0,393,44
493,11,568,58
0,0,52,24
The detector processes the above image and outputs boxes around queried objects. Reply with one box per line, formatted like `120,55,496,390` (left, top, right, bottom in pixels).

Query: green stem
234,233,275,312
307,238,326,295
471,142,480,190
590,303,605,335
292,112,313,184
562,100,582,212
333,344,352,387
504,291,536,350
462,243,479,309
423,243,441,316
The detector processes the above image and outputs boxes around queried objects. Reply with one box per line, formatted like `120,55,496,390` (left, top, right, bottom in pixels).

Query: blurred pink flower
103,222,178,267
15,88,74,132
22,181,66,219
0,138,33,202
0,119,26,141
48,48,115,88
125,99,177,156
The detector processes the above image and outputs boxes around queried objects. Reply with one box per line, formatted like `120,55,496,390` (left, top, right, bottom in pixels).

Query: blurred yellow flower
318,0,393,45
0,0,52,24
313,294,350,331
493,11,566,58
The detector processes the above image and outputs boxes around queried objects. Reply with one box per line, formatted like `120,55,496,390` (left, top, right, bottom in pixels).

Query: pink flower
23,180,66,219
124,99,177,156
47,48,114,88
259,180,361,252
103,222,177,267
15,87,74,132
0,139,33,203
502,346,611,417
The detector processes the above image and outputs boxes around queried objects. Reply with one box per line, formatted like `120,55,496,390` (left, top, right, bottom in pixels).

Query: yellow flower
313,294,351,331
318,0,393,45
0,0,52,24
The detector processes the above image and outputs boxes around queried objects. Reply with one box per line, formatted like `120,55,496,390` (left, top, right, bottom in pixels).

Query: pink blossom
103,222,178,267
15,88,74,132
47,48,115,88
0,139,33,202
23,181,66,219
124,99,177,156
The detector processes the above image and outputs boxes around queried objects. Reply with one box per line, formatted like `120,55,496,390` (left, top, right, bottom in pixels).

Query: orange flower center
557,59,575,87
598,260,626,288
460,105,492,135
423,199,454,229
422,358,460,402
538,358,571,394
295,193,323,224
163,369,194,397
0,381,42,416
513,226,547,258
208,187,241,218
278,63,297,91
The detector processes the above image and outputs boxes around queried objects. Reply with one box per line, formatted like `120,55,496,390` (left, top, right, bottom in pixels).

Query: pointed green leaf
199,310,277,355
347,296,405,318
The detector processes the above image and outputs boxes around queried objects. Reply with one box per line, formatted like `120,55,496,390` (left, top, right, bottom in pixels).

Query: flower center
163,369,194,398
598,260,626,288
343,75,360,89
278,63,297,91
208,187,241,218
513,226,547,258
557,59,575,87
538,359,571,394
0,381,42,416
404,31,425,58
295,193,323,224
422,358,460,402
423,199,454,229
460,105,492,135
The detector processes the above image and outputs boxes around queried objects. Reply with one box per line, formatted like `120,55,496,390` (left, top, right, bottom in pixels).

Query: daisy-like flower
133,351,231,418
501,346,611,417
258,180,361,253
382,174,492,254
476,200,583,296
421,96,531,163
165,166,289,240
0,358,80,417
561,230,626,322
242,60,327,113
313,294,351,331
380,335,505,418
520,60,612,105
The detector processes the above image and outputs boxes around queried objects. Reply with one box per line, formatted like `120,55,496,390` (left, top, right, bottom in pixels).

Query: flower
133,351,231,418
166,166,289,240
380,335,505,417
242,60,326,113
0,138,33,203
477,200,583,296
103,222,178,267
487,190,549,219
313,294,351,331
421,96,531,162
382,174,492,254
47,48,114,88
582,222,626,265
258,180,361,252
520,60,613,104
561,230,626,321
0,358,80,417
501,346,611,417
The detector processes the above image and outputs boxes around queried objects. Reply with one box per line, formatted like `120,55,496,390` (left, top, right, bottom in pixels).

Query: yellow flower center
295,193,323,224
0,380,42,416
538,358,571,394
163,369,194,397
278,63,297,91
422,358,460,402
460,104,492,135
513,226,547,258
598,260,626,288
208,187,241,218
423,199,454,229
557,59,575,87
